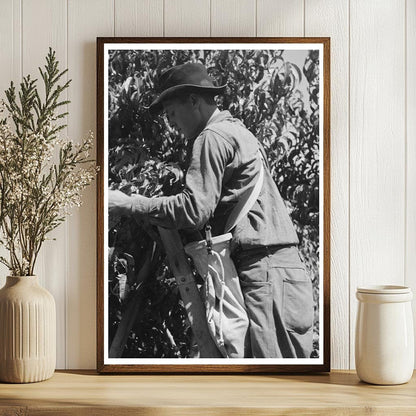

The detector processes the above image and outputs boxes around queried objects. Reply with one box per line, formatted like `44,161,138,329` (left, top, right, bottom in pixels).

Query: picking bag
184,233,250,358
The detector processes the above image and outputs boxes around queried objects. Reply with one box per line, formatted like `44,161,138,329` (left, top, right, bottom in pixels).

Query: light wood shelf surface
0,370,415,415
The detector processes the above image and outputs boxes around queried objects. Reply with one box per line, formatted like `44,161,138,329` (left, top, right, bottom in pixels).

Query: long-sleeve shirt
132,110,299,250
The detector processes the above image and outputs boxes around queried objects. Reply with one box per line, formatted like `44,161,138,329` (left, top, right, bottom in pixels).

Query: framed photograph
97,37,330,373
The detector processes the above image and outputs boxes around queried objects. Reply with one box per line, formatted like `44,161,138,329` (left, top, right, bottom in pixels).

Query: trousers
234,246,314,358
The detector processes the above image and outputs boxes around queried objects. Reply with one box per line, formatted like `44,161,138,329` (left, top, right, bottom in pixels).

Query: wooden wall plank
67,0,114,369
305,0,349,369
0,0,13,103
406,0,416,366
211,0,256,37
257,0,304,37
0,0,21,99
0,0,21,287
22,0,67,369
115,0,163,37
350,0,406,369
165,0,210,36
0,0,411,371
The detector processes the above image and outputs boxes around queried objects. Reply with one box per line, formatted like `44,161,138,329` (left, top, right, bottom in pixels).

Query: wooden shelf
0,370,415,415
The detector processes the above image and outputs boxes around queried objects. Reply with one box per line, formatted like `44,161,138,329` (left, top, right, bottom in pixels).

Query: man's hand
108,190,133,216
108,190,151,217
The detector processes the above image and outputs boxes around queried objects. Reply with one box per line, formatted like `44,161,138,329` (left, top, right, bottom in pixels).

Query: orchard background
107,49,320,358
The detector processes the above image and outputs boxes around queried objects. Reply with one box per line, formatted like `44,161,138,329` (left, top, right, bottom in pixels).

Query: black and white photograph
97,38,330,373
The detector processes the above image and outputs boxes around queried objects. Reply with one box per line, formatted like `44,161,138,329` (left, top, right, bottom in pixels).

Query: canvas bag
184,152,264,358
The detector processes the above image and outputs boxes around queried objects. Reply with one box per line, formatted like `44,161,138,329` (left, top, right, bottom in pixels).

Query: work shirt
132,110,299,250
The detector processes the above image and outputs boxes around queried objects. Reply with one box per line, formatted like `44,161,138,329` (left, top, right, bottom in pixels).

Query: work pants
234,246,314,358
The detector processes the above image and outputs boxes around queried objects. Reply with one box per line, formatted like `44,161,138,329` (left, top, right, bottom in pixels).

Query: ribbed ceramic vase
0,276,56,383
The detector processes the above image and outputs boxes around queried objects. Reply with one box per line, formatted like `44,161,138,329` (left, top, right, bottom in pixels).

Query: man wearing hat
109,62,314,359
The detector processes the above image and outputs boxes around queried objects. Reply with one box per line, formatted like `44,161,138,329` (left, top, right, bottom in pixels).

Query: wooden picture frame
97,37,330,373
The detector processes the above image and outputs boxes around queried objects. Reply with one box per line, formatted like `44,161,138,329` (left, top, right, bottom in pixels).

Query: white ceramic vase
355,285,414,385
0,276,56,383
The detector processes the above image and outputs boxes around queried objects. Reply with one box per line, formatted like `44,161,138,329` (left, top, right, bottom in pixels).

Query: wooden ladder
109,227,222,358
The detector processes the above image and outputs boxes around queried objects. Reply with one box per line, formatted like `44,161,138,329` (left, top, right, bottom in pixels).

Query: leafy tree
108,49,320,358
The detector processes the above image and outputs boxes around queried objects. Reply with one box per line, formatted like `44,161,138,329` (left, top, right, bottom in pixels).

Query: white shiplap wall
0,0,414,370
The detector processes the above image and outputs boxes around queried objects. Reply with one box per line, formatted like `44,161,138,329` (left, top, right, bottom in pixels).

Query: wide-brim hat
147,63,227,115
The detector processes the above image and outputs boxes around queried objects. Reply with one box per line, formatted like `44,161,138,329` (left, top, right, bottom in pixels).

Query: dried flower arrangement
0,48,96,276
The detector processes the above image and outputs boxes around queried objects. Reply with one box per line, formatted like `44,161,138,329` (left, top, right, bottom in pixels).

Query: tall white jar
355,285,414,385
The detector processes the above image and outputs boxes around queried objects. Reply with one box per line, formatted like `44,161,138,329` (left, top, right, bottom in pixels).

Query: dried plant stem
0,48,96,276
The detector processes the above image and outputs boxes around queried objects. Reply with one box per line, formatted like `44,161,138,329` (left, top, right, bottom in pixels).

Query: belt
232,243,297,259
